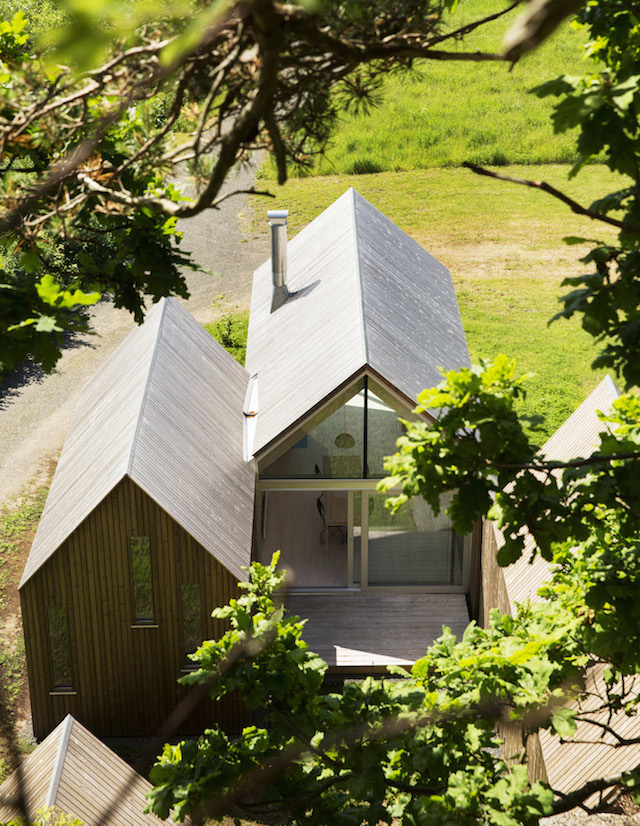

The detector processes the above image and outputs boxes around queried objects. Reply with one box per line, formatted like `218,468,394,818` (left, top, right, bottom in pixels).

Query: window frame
47,604,74,692
130,536,155,625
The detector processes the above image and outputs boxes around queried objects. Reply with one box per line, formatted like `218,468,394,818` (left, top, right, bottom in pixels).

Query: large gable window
261,378,406,479
257,375,469,593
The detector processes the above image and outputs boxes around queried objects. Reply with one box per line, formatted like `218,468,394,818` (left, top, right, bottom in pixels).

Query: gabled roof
20,298,254,586
490,376,636,803
245,188,470,456
500,374,621,606
0,714,169,825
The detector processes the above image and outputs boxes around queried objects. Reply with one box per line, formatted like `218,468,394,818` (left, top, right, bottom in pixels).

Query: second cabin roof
245,188,470,457
20,298,255,586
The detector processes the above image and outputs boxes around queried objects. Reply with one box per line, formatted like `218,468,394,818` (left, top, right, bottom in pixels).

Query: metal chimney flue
268,209,289,312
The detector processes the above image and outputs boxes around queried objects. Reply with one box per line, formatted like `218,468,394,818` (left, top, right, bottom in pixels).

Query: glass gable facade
257,375,467,592
261,378,406,479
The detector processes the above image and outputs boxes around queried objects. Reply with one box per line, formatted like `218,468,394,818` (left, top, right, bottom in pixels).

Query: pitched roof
245,188,470,456
20,298,254,586
500,374,621,606
0,715,169,825
490,375,636,802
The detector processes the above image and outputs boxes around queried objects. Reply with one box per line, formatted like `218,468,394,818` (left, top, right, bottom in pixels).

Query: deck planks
286,591,470,667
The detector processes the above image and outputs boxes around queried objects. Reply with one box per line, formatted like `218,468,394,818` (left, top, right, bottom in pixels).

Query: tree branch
551,765,640,815
571,715,640,746
424,1,521,47
463,162,640,234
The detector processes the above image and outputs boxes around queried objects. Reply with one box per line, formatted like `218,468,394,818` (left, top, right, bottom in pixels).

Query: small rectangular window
181,583,202,666
48,606,72,690
131,537,154,623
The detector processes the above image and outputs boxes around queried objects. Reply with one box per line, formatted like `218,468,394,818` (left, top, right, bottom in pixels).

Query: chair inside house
317,492,348,550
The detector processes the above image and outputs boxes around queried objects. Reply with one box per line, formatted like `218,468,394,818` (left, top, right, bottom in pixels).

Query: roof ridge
350,189,368,365
603,372,621,399
45,714,74,807
127,298,170,476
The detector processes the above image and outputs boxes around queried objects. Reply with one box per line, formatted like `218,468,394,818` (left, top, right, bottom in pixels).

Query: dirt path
0,168,270,512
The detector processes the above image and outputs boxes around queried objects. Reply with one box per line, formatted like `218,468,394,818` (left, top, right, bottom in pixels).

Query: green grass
205,311,250,365
294,0,590,175
251,165,620,441
0,484,46,781
0,485,47,610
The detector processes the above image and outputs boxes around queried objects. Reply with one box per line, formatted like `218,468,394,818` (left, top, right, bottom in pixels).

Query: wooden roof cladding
487,375,640,803
245,188,470,458
0,714,170,825
500,374,621,606
20,298,254,586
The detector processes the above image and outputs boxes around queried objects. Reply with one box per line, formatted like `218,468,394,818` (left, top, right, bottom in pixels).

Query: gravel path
0,165,270,512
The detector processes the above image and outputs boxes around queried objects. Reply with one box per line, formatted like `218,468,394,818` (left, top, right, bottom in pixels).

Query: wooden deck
286,592,470,669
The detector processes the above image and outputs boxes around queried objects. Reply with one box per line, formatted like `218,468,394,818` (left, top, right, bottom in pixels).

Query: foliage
146,3,640,817
147,348,640,820
205,311,249,365
4,806,85,826
383,357,640,672
4,0,640,820
148,556,561,825
0,10,195,376
309,0,585,175
0,0,519,375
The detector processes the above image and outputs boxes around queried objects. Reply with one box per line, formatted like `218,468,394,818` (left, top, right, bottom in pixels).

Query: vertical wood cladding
21,477,247,739
480,519,511,627
479,521,550,784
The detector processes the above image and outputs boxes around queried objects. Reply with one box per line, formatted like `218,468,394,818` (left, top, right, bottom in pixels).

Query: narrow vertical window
181,583,202,666
48,606,72,690
131,537,154,623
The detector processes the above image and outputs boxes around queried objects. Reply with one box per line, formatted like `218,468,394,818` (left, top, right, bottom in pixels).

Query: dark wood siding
479,519,511,627
479,522,550,784
21,477,247,739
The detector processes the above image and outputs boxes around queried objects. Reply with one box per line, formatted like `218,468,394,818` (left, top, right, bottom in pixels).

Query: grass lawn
250,164,619,442
283,0,591,175
0,480,49,781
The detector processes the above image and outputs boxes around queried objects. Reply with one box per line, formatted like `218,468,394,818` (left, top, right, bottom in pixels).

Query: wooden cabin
19,300,254,738
481,376,640,806
21,188,478,739
0,714,171,825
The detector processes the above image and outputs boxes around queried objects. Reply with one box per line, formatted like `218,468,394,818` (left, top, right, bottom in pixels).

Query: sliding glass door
363,492,463,587
257,485,467,592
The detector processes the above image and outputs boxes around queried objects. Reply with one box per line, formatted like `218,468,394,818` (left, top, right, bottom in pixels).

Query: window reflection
182,583,202,665
262,383,365,478
367,493,463,586
131,536,154,623
261,379,408,479
365,388,406,477
48,606,72,689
